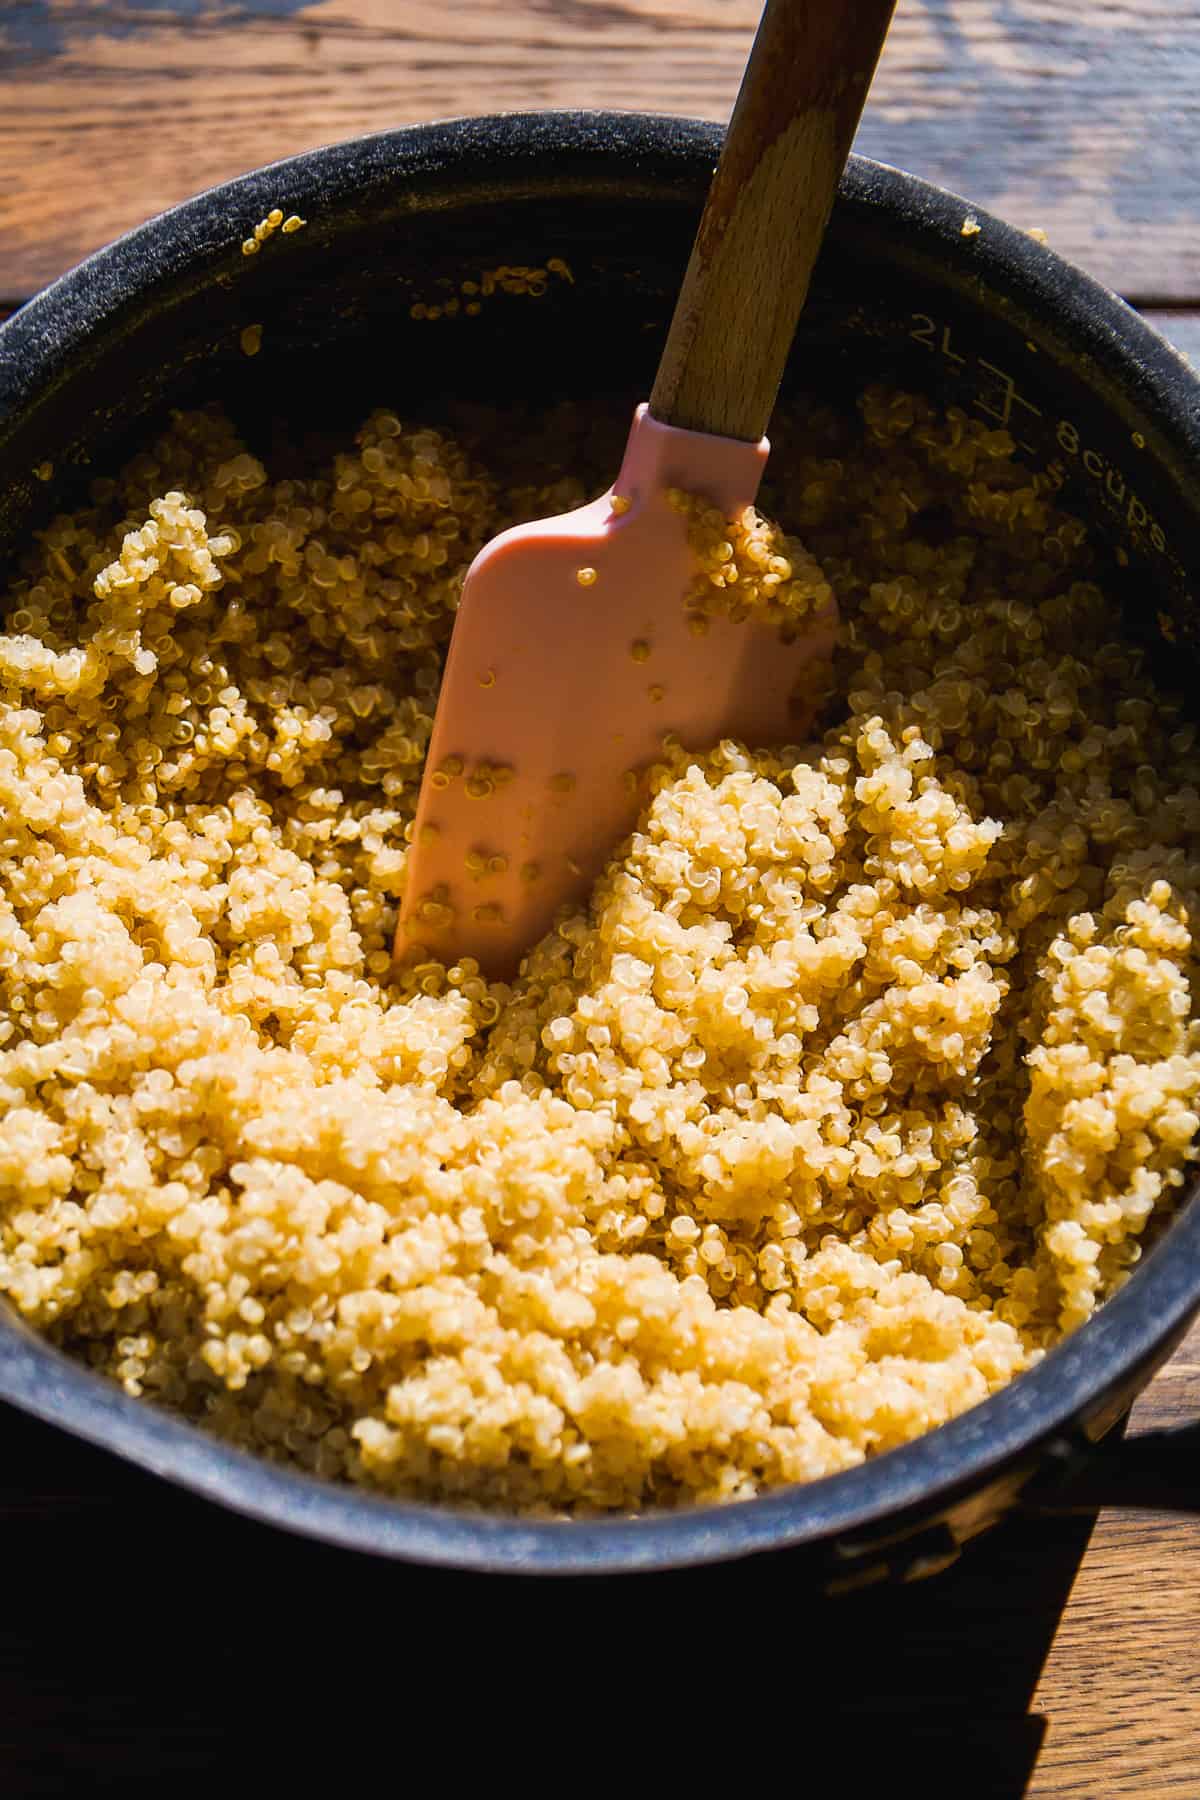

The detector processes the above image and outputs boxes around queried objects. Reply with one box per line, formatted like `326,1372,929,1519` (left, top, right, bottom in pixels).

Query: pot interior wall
1,179,1196,694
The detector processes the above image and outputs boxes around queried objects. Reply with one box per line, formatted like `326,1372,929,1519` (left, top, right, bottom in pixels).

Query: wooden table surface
2,4,1200,1792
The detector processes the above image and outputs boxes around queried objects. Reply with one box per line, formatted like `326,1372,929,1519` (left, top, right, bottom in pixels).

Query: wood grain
650,0,898,439
0,0,1198,302
1028,1325,1200,1797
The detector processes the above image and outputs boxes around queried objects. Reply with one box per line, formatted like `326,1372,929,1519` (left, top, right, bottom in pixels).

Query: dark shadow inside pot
3,162,1197,675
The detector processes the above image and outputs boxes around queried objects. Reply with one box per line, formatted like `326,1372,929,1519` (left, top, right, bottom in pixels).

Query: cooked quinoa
1,388,1198,1513
669,485,835,629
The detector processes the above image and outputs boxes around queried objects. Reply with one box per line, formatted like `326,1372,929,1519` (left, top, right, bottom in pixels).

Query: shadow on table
0,1400,1094,1795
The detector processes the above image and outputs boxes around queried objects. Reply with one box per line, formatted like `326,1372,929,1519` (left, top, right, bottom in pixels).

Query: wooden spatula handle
649,0,898,443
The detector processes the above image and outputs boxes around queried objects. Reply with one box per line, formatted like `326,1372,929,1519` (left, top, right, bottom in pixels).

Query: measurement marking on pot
908,313,1169,551
910,312,965,365
1055,419,1167,550
908,314,1040,452
975,357,1042,437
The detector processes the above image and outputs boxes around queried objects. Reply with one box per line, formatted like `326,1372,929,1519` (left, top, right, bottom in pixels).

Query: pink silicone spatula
398,0,898,976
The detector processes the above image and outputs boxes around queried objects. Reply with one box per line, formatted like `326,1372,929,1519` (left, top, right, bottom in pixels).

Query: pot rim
2,111,1199,1574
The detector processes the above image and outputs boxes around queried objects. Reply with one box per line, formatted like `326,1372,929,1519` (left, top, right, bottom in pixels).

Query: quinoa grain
0,388,1197,1512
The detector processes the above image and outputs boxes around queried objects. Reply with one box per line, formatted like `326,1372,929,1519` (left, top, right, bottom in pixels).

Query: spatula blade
397,406,836,975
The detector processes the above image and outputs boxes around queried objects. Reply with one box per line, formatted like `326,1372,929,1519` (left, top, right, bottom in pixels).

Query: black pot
2,113,1199,1583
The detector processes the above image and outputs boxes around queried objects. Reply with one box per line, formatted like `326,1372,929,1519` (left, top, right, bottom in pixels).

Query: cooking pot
2,112,1199,1583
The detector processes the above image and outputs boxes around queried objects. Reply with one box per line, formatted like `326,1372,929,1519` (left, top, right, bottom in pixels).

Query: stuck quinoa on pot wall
0,387,1198,1513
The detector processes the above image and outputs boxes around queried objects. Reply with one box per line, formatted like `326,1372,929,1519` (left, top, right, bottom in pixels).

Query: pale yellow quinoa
1,388,1198,1513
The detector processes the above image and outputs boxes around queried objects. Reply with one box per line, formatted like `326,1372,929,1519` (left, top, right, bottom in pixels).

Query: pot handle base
1026,1420,1200,1515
